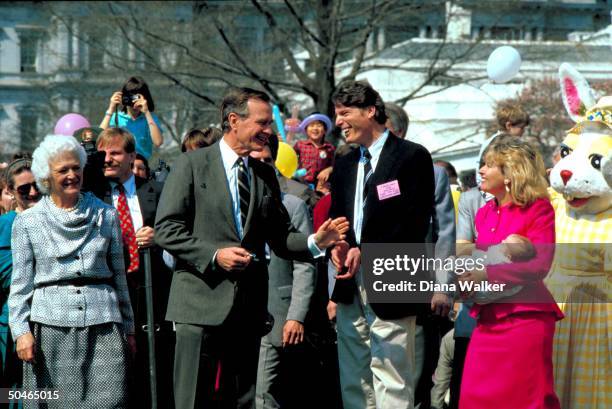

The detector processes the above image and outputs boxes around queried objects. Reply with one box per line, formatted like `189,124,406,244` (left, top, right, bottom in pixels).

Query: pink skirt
459,311,560,409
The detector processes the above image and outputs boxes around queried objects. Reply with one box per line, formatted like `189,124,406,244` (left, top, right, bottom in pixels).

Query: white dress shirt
218,136,323,257
353,129,389,245
219,137,250,239
110,174,143,232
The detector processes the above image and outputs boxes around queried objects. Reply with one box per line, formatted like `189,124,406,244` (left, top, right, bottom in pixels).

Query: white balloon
487,46,522,83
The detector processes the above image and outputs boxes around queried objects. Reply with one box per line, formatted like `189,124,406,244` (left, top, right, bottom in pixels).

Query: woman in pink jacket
458,137,563,409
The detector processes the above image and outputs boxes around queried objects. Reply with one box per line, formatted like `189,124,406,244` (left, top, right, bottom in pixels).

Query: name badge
377,180,401,200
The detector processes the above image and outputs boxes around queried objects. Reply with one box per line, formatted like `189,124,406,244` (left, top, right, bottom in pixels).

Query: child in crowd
181,127,222,152
294,113,335,185
476,103,530,185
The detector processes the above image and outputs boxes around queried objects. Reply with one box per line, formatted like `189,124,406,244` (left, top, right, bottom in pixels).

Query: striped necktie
363,149,373,204
236,158,250,228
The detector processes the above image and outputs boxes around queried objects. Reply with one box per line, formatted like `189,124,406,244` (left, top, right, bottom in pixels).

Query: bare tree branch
282,0,326,49
248,0,316,94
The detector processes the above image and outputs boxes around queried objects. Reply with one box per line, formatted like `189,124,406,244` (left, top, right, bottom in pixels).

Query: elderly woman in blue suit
8,135,135,408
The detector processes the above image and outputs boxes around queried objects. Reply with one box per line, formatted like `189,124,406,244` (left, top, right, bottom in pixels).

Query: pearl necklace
51,194,82,212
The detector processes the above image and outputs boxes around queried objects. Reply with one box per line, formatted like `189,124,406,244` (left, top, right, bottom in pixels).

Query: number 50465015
2,389,60,402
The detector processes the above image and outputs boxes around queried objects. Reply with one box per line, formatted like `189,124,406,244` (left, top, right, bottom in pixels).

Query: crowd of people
0,71,609,409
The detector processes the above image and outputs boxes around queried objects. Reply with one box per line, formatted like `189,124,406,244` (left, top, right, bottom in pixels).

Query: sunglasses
15,182,40,197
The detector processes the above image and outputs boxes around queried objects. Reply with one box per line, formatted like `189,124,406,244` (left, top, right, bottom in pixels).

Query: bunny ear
559,63,597,123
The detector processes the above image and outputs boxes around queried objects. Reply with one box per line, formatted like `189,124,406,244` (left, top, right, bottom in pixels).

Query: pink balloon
54,113,91,136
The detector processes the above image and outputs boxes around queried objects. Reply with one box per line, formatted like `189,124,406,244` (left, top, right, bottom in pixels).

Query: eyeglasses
15,182,40,197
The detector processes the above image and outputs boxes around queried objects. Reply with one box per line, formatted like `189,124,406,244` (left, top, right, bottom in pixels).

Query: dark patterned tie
115,184,139,273
236,158,250,228
363,149,373,204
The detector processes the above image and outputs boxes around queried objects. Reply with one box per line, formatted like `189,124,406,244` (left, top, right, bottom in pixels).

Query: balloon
275,142,298,178
294,168,307,178
54,113,91,136
272,105,287,142
486,46,522,83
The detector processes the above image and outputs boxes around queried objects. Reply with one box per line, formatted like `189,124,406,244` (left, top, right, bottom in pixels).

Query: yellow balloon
275,142,298,178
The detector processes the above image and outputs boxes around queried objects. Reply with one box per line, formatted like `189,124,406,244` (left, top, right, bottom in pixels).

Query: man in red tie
96,127,174,408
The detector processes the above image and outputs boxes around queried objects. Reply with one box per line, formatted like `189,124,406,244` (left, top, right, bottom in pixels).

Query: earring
504,180,510,192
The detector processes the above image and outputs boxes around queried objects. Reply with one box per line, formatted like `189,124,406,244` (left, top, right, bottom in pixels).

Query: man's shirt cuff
307,234,325,258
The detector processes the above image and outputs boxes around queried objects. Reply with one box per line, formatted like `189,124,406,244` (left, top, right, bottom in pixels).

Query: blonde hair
96,127,136,153
483,138,549,207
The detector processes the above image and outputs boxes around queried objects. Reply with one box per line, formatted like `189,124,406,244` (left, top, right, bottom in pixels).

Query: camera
81,140,97,156
154,159,170,183
81,141,107,199
121,93,140,107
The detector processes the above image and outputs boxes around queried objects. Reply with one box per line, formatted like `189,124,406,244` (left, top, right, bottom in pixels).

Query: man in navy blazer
329,81,435,409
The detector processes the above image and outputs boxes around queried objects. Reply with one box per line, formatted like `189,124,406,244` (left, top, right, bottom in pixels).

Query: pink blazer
471,198,563,321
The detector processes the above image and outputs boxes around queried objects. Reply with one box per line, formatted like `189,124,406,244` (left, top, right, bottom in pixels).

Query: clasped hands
216,217,349,273
331,241,361,280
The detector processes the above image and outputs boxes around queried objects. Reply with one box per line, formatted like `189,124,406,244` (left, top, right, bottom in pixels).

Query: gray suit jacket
9,193,134,339
429,166,456,264
265,193,315,346
430,165,455,284
277,175,319,209
456,187,486,242
154,143,312,331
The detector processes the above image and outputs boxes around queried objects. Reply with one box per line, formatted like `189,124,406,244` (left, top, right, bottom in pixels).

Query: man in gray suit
250,144,316,408
277,171,319,209
155,87,348,409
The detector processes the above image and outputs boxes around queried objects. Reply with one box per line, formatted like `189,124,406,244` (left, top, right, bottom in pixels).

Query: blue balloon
272,105,287,142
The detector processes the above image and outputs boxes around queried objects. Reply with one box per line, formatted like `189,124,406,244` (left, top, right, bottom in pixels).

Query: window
20,32,39,73
431,76,460,87
89,35,106,71
386,25,420,45
490,27,522,41
19,108,39,150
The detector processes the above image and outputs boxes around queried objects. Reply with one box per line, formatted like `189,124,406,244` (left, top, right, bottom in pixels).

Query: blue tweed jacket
8,192,134,339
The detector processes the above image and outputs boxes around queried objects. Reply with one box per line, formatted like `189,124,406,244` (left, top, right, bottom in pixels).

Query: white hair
31,134,88,194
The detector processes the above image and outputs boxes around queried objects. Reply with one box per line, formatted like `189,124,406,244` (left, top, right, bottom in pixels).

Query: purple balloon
54,113,91,136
